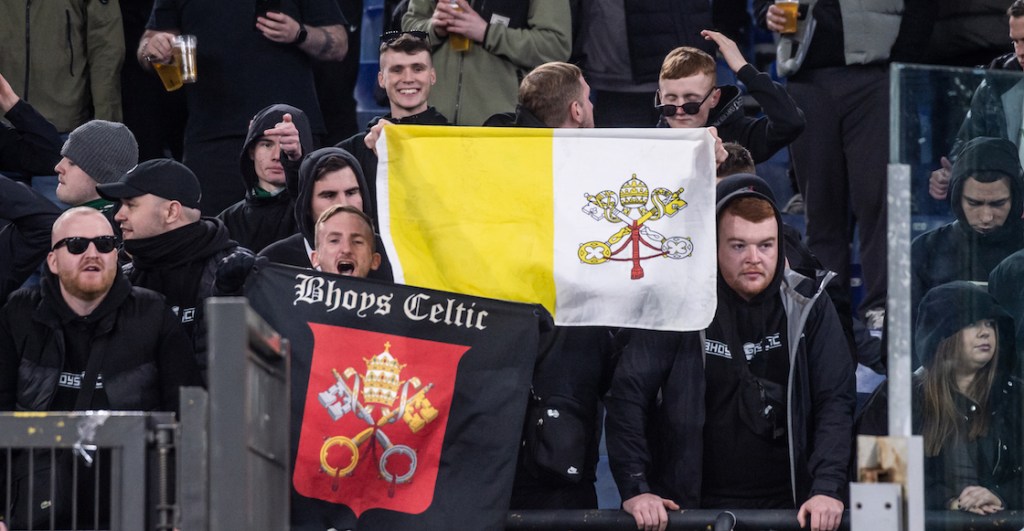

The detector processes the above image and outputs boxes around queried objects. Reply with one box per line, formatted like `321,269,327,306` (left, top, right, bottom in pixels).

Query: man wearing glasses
0,207,201,529
656,30,805,163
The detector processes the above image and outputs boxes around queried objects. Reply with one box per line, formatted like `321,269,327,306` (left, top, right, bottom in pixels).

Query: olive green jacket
0,0,125,132
402,0,571,126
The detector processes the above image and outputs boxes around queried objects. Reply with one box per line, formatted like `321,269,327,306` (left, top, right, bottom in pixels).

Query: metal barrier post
204,297,290,531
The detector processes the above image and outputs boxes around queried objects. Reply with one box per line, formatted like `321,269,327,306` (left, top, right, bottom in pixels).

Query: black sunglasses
52,236,118,254
380,30,428,44
655,87,716,117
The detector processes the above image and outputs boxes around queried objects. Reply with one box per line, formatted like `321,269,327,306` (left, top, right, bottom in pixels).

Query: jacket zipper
23,0,31,98
66,10,74,76
993,435,1003,474
454,52,464,124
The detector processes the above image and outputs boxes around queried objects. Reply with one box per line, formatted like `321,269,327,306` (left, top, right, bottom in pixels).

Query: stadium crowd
2,0,1024,529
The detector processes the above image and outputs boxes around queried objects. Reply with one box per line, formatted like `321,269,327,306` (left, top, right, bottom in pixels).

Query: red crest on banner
293,324,469,516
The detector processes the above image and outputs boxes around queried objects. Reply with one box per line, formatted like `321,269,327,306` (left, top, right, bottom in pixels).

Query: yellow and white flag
377,125,717,332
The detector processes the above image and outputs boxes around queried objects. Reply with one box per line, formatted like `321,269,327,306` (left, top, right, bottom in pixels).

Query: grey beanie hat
61,120,139,184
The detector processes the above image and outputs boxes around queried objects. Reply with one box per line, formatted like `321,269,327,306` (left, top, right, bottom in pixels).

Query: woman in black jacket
861,281,1024,512
882,281,1024,514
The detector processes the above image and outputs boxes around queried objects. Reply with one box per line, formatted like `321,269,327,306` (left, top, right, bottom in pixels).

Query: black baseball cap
97,158,202,209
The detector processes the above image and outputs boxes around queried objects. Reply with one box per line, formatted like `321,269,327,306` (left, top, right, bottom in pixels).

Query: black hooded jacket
656,64,805,163
217,104,315,253
911,137,1024,326
335,107,449,221
258,147,394,282
989,249,1024,358
700,185,794,506
123,218,240,377
0,271,202,528
861,281,1024,509
606,180,854,507
0,271,202,412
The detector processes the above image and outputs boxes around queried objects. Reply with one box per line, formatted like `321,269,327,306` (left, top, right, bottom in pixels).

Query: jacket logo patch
58,372,104,390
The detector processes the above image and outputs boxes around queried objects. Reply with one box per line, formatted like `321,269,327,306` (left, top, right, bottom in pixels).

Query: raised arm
0,72,62,176
702,30,805,162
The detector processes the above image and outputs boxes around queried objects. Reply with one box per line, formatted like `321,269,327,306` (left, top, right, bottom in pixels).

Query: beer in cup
775,0,799,34
153,56,183,92
153,34,197,92
448,1,470,52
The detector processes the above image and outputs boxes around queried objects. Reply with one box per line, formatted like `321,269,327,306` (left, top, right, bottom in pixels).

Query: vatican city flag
376,125,718,332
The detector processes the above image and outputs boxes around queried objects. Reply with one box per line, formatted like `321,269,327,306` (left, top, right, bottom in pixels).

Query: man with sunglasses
656,30,804,164
337,30,449,216
97,159,243,382
0,207,202,528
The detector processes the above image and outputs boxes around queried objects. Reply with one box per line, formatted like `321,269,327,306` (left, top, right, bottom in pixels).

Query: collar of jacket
34,271,133,336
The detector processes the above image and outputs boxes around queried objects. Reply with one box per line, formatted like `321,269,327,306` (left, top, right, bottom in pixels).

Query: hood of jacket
706,85,745,129
948,136,1024,242
987,248,1024,352
37,266,132,328
239,104,313,197
292,147,372,244
715,173,787,305
915,280,1016,375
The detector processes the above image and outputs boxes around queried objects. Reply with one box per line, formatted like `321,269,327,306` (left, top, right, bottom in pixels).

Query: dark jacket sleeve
889,0,934,64
732,64,806,163
985,377,1024,509
605,329,695,503
0,100,63,177
752,0,771,29
0,177,62,302
0,297,20,410
910,234,929,333
951,80,1007,158
156,306,203,412
803,294,856,501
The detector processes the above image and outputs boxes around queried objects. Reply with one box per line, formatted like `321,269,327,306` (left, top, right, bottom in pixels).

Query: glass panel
891,63,1024,525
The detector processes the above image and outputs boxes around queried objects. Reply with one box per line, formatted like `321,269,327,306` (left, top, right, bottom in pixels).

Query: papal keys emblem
316,341,439,493
579,174,694,279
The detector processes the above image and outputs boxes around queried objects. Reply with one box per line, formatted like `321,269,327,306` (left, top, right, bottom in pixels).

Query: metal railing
0,412,174,531
0,297,290,531
506,509,1024,530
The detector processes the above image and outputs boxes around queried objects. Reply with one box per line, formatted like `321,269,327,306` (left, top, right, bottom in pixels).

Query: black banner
246,263,548,530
